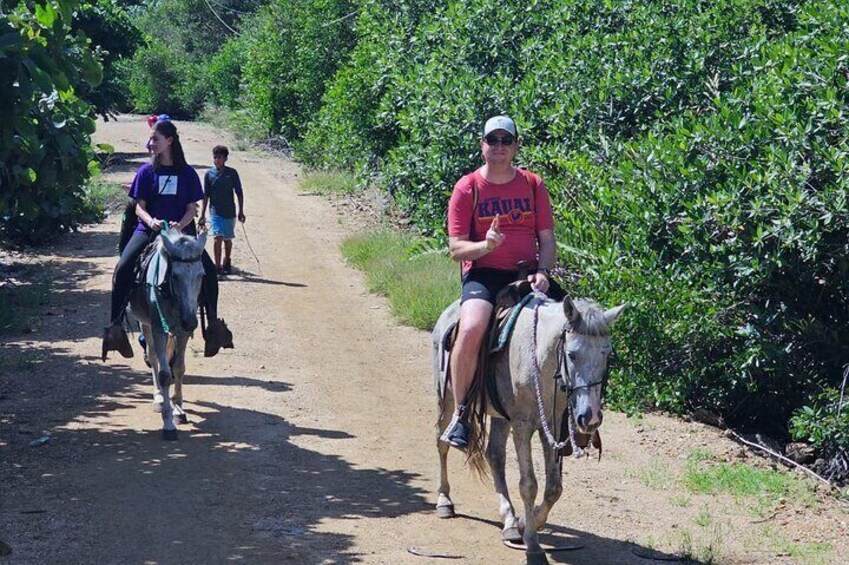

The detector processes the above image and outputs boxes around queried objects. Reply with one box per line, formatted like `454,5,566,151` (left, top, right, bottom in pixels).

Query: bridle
529,294,614,458
147,233,204,333
553,330,613,399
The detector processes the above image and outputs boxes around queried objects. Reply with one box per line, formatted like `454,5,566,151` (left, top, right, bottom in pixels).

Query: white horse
128,228,206,440
431,294,625,565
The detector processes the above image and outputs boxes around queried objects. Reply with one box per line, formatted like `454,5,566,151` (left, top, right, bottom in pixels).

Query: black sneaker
446,421,469,449
223,258,232,274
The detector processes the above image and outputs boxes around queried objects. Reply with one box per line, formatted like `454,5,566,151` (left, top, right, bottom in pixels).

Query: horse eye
567,352,577,361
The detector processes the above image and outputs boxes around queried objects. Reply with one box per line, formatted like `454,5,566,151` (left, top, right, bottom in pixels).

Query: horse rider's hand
197,216,206,229
485,216,505,251
150,218,165,232
238,212,246,223
529,270,550,294
168,221,182,231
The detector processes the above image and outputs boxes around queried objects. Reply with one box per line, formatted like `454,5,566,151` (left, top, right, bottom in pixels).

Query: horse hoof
502,527,521,542
152,401,164,413
177,414,188,425
162,429,178,441
525,551,549,565
436,504,455,519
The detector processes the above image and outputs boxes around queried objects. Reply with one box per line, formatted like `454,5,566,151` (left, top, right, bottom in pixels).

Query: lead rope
530,293,581,456
240,222,262,277
149,234,171,335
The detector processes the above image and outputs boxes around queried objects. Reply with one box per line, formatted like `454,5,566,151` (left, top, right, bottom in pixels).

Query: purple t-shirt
130,163,204,234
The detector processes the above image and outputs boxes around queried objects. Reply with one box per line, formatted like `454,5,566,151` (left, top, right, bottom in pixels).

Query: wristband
536,268,550,277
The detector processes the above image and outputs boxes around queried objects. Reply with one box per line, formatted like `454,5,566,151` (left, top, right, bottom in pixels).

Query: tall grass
81,179,126,218
683,449,818,512
300,171,358,196
340,230,458,330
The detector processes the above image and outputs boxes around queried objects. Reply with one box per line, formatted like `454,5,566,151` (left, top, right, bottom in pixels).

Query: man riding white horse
442,115,567,449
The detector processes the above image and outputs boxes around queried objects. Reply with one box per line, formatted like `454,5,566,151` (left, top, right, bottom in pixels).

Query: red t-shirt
447,168,554,273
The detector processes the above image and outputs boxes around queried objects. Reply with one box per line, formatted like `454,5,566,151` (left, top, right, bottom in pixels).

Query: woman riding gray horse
101,120,233,361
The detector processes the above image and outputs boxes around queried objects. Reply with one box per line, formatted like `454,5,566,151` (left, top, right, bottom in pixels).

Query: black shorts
460,268,566,304
461,269,521,304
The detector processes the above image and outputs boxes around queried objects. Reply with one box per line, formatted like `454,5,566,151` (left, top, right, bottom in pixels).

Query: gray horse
431,294,625,565
128,228,207,440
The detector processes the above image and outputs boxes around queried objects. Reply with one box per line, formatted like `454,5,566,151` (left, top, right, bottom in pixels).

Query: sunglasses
484,134,516,146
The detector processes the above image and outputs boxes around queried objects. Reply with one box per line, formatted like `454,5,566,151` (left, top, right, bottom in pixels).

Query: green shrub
207,38,244,109
298,0,849,466
128,45,209,118
240,0,356,139
1,0,103,244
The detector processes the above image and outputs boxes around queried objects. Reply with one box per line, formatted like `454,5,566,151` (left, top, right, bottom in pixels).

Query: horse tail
463,370,489,480
465,394,489,480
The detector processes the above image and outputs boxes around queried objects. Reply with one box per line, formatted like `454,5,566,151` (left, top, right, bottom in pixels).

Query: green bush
207,38,244,109
240,0,356,139
297,0,849,467
73,0,142,118
1,0,103,244
128,46,208,118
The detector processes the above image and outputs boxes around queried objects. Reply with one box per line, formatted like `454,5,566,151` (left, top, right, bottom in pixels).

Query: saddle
134,240,170,295
439,280,535,422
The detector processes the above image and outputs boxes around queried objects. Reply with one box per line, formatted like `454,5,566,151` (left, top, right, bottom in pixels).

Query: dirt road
1,116,846,565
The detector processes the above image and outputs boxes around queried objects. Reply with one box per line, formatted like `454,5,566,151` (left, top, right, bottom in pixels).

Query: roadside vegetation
632,446,834,565
3,0,848,483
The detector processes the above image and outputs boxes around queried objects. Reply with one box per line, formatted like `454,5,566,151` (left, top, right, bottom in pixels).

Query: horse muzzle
576,409,603,434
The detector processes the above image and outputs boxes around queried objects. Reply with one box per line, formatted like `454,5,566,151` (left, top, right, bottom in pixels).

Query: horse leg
532,436,563,532
435,396,455,518
512,420,548,565
150,328,177,440
487,418,520,541
143,323,166,413
171,335,189,424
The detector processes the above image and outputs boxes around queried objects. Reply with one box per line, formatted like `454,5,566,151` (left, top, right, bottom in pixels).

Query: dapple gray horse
128,228,206,440
431,294,625,565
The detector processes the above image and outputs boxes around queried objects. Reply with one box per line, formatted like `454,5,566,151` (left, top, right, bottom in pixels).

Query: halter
148,232,203,334
529,294,612,458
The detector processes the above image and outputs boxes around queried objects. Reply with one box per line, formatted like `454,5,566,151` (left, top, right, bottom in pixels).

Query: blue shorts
210,215,236,240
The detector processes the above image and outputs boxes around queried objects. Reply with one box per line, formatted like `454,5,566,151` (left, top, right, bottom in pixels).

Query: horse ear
604,303,627,326
196,230,208,250
563,296,581,325
160,232,178,255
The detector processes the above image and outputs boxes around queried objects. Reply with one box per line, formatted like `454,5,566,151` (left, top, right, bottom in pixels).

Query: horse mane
567,298,611,337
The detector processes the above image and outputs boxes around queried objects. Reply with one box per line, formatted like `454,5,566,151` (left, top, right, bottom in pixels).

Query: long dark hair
152,120,187,170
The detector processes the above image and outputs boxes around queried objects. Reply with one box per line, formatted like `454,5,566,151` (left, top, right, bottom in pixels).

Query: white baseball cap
483,115,517,137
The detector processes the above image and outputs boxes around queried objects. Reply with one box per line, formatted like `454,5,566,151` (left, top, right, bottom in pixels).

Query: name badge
158,175,177,195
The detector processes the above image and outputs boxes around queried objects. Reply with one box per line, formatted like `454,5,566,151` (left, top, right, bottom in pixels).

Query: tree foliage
298,0,849,463
1,0,104,243
73,0,143,118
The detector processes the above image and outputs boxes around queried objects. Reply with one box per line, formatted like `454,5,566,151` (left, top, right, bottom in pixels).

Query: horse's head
159,228,207,332
561,297,626,435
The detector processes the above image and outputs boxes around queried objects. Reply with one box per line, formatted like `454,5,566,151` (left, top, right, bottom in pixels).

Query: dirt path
1,116,847,565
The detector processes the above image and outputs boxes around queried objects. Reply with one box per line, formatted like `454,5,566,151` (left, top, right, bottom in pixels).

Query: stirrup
102,324,134,361
440,405,468,449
